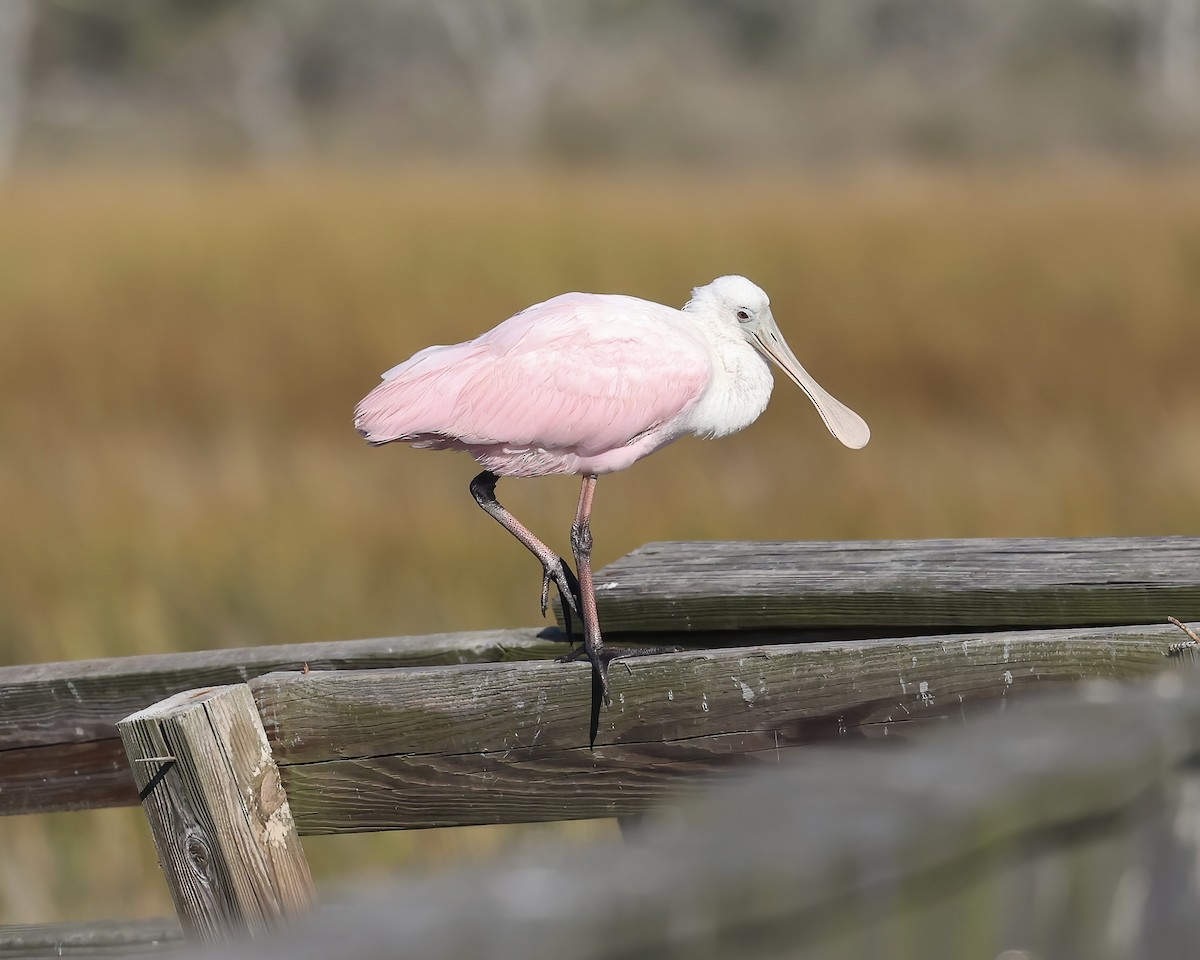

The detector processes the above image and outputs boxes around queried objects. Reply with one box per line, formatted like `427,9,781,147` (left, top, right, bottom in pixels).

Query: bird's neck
684,309,774,440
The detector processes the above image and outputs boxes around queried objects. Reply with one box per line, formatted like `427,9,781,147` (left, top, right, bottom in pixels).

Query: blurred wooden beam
0,917,184,956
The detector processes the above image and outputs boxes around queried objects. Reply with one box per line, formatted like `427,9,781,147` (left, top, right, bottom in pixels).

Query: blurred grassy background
2,166,1199,922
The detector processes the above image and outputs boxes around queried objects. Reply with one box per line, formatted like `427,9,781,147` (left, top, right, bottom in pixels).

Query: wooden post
118,684,317,943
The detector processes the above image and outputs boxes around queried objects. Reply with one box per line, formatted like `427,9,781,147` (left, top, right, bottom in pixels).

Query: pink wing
354,293,712,458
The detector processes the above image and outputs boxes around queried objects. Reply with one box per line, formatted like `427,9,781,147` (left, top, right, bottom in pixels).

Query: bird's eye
736,309,751,322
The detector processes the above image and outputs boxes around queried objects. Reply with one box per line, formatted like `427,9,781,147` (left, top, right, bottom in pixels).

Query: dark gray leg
470,471,582,625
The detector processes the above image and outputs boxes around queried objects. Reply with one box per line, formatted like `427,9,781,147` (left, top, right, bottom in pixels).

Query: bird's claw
540,557,582,620
558,642,683,707
556,644,608,702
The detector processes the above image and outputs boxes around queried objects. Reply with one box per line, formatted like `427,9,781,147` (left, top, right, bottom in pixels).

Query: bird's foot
557,642,684,706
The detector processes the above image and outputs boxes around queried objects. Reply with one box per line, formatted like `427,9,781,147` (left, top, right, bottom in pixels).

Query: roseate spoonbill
354,275,869,703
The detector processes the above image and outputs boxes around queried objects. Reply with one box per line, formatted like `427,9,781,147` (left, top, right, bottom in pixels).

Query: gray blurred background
2,0,1200,173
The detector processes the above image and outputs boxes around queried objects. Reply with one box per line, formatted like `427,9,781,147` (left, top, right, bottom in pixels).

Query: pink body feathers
354,292,717,478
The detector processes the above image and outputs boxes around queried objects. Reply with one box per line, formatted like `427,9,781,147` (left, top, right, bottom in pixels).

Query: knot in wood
186,832,213,878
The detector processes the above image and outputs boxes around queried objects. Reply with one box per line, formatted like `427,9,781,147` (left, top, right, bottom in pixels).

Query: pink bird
355,276,869,704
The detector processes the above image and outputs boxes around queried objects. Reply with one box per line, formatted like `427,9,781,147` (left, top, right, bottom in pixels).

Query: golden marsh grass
1,167,1199,922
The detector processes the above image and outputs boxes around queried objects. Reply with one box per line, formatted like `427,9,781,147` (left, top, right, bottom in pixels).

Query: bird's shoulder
482,292,711,365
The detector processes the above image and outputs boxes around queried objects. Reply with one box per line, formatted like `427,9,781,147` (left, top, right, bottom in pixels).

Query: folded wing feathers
354,296,711,455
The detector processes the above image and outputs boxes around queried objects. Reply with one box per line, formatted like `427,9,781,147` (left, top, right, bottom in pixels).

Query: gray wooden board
201,662,1200,960
250,622,1193,834
118,686,317,944
0,630,563,816
0,918,183,957
582,536,1200,633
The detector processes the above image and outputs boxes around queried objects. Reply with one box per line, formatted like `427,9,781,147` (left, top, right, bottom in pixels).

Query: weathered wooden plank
251,622,1193,833
118,686,317,944
206,667,1200,960
586,537,1200,633
0,739,136,814
1,629,562,752
15,535,1195,818
0,918,183,957
0,629,563,816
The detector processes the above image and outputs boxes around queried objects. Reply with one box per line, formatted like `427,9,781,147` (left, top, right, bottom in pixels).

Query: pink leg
568,475,680,707
570,475,605,696
470,471,581,621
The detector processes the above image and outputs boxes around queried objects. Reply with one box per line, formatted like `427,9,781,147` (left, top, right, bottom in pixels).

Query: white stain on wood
732,677,756,705
264,800,296,849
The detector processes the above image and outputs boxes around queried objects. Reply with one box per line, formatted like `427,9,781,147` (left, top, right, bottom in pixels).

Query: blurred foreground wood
0,919,184,957
3,536,1200,955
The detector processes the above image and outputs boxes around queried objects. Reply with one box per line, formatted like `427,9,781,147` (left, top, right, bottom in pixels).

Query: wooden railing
210,663,1200,960
590,536,1200,632
0,630,563,816
3,536,1199,955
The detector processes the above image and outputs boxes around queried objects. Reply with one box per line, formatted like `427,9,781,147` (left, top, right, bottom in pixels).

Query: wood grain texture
0,740,137,814
207,666,1200,960
0,918,183,957
118,685,317,944
251,622,1194,833
1,629,562,816
584,536,1200,632
14,536,1197,817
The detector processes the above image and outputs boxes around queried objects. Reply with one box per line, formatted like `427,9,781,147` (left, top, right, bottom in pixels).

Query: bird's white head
687,275,870,450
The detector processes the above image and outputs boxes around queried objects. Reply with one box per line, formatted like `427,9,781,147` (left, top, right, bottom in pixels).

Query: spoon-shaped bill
754,319,870,449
